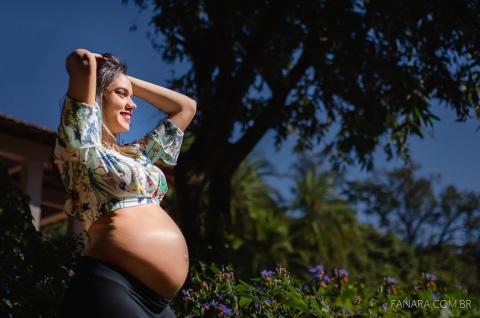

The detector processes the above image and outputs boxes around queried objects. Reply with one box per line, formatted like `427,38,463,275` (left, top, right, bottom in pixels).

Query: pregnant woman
55,48,196,317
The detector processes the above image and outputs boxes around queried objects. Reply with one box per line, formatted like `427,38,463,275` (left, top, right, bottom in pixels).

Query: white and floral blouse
53,94,184,231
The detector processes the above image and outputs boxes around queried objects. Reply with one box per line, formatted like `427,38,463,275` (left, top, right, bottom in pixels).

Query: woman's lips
120,112,131,123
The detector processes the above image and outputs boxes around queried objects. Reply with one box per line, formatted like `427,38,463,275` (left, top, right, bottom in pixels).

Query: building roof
0,112,57,146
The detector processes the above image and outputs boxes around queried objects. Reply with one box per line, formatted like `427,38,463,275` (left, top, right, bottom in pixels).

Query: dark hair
95,53,128,109
93,53,142,158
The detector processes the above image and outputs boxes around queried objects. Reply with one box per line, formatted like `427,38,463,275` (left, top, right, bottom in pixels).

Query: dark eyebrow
116,86,133,97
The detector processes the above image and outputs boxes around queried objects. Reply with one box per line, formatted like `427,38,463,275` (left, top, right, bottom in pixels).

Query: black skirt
58,255,177,318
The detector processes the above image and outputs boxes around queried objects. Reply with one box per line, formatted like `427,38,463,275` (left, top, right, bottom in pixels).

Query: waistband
75,255,171,309
101,196,162,214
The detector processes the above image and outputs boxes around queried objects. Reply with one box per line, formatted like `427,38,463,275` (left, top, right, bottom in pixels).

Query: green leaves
175,257,479,317
238,296,253,308
0,159,86,317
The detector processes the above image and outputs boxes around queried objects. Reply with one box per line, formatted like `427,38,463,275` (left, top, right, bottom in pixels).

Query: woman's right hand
66,49,105,73
66,48,102,105
73,48,104,60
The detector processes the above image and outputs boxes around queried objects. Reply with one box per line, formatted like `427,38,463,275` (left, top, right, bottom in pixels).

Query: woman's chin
113,126,130,134
117,116,131,132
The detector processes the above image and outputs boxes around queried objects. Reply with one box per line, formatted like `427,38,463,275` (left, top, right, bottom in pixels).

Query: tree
126,0,480,263
224,151,421,289
288,153,360,269
345,162,480,247
227,152,293,278
433,185,480,247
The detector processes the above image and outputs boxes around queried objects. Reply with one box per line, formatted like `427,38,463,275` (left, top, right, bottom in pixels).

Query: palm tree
288,153,360,274
227,151,294,278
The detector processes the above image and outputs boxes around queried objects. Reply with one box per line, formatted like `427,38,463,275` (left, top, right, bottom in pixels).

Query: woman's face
102,74,137,134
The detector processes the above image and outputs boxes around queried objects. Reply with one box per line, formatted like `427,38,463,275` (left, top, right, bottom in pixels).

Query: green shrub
173,261,479,317
0,159,85,318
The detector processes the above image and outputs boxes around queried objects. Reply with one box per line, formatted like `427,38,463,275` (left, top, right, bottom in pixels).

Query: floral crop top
53,94,184,231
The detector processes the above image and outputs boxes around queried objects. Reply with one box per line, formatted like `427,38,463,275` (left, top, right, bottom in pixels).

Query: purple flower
264,299,272,306
301,282,310,291
308,264,324,275
432,292,439,300
260,269,275,278
317,273,331,288
382,303,388,311
425,272,437,281
181,289,192,301
313,272,330,282
386,276,396,285
218,304,232,317
338,268,349,277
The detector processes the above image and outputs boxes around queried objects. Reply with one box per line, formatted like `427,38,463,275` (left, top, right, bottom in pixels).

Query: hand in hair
66,49,105,75
65,48,105,104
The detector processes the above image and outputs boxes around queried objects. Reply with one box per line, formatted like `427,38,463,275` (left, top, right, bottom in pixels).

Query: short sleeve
57,94,102,149
55,159,100,231
142,117,184,166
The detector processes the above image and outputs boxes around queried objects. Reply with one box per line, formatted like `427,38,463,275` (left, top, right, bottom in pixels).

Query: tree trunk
174,159,205,264
204,166,234,266
174,149,236,266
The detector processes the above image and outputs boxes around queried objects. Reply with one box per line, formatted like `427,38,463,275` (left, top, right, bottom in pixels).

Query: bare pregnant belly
83,203,189,299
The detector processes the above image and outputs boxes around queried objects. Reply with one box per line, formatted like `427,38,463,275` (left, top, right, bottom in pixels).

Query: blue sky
2,0,480,225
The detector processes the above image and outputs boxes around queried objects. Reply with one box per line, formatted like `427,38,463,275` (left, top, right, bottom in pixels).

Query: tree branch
225,44,314,174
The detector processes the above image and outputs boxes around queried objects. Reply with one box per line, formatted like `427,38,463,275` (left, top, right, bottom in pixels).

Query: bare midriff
83,203,189,299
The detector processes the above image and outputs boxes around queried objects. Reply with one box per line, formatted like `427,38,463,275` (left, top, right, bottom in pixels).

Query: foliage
226,152,293,279
345,161,480,246
173,260,479,317
288,154,360,272
0,158,86,318
343,161,480,294
124,0,480,265
125,0,480,171
225,152,419,291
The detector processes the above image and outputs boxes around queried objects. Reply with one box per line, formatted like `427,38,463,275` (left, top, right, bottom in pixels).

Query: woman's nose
127,99,137,110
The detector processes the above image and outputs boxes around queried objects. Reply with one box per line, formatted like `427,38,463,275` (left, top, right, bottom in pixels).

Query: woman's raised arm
65,48,104,105
127,75,196,132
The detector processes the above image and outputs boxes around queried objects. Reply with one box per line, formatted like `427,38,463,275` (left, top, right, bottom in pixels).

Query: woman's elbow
186,98,197,112
178,98,196,114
